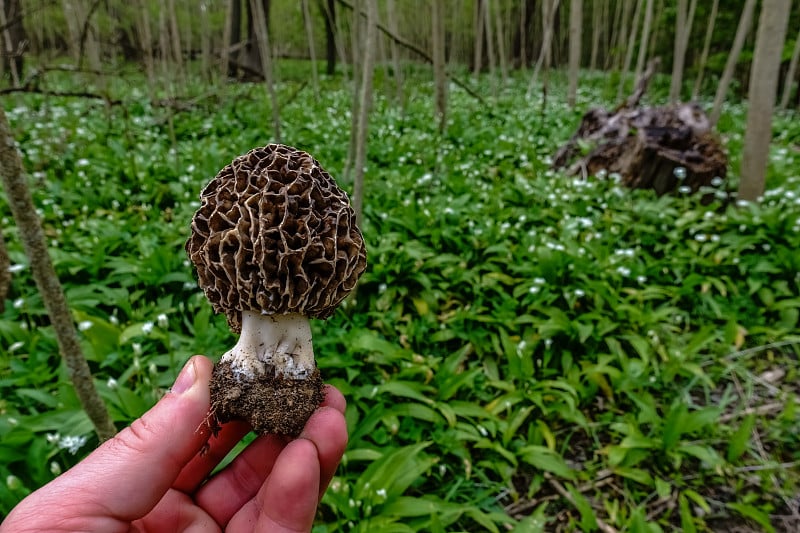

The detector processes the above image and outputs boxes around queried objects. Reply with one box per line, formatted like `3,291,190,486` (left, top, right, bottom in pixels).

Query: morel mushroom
186,144,367,436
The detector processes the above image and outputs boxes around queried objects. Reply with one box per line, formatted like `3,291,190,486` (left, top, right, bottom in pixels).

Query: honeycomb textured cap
186,144,367,332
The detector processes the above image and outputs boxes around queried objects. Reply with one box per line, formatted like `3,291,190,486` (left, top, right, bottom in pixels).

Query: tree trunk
0,229,9,313
249,0,281,141
617,0,642,100
302,0,320,97
61,0,100,69
609,0,628,71
492,0,508,85
739,0,791,201
352,0,377,225
344,0,362,181
483,0,497,95
133,0,156,97
669,0,697,102
386,0,404,109
779,26,800,109
322,0,337,75
710,0,757,126
633,0,654,83
567,0,582,107
0,106,117,442
432,0,447,131
473,0,484,74
691,0,719,100
0,0,25,83
200,2,212,82
528,0,561,97
589,0,602,71
226,0,242,77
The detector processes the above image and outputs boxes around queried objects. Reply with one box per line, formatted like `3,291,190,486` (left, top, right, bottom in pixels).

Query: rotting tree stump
553,60,728,196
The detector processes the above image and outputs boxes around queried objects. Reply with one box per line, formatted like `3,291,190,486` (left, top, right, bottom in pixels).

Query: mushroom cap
186,144,367,332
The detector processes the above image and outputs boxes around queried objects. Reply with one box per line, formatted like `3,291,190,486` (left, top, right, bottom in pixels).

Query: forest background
1,0,800,531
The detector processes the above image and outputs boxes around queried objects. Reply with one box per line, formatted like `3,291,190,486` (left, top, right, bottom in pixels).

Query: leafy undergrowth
1,65,799,531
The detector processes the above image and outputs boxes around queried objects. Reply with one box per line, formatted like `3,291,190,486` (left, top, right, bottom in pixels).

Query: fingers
194,432,288,525
198,403,346,527
300,404,349,500
172,419,251,493
229,439,321,533
177,384,345,495
30,356,215,523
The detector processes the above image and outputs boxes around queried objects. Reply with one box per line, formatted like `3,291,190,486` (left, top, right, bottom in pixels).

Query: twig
718,401,795,423
621,57,661,110
505,474,615,517
545,474,620,533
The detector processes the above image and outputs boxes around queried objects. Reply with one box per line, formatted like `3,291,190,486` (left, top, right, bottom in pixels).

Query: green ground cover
1,66,799,531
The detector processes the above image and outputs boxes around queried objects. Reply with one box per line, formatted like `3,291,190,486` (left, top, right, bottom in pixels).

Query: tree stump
553,60,728,196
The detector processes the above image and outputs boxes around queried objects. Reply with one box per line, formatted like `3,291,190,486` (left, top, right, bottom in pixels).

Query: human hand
1,355,348,532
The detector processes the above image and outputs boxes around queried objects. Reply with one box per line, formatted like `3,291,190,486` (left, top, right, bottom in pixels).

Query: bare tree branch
335,0,489,108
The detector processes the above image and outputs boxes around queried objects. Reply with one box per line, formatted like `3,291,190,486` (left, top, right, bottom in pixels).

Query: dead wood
553,58,728,196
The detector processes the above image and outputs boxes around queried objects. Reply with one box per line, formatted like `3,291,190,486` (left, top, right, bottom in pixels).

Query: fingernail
172,358,196,395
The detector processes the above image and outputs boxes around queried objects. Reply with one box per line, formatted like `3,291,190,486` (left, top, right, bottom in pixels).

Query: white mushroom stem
220,311,315,381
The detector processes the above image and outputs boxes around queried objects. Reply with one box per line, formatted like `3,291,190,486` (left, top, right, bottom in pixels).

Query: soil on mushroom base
209,361,324,437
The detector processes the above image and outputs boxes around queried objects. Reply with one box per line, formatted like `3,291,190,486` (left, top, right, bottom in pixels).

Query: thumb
41,356,213,522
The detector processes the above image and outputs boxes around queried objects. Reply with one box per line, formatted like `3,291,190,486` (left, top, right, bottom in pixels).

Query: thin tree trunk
739,0,791,201
344,0,362,181
710,0,757,126
167,0,183,80
589,0,601,71
567,0,582,107
493,0,508,85
302,0,320,97
633,0,654,83
386,0,404,109
483,0,497,95
229,0,243,78
669,0,697,102
221,0,233,78
779,26,800,109
134,0,156,97
617,0,642,100
352,0,377,225
609,0,627,70
0,107,116,441
432,0,447,131
0,230,9,313
519,0,528,68
473,0,484,75
692,0,718,100
200,2,212,82
249,0,281,141
158,4,171,81
0,0,20,85
322,0,336,75
527,0,561,97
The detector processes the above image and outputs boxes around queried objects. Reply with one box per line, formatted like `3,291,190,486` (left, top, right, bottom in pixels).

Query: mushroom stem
220,311,315,381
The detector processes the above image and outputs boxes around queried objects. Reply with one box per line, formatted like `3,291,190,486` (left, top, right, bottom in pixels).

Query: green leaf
353,443,436,503
727,503,776,533
518,446,575,479
679,493,697,533
566,483,598,532
727,414,755,463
